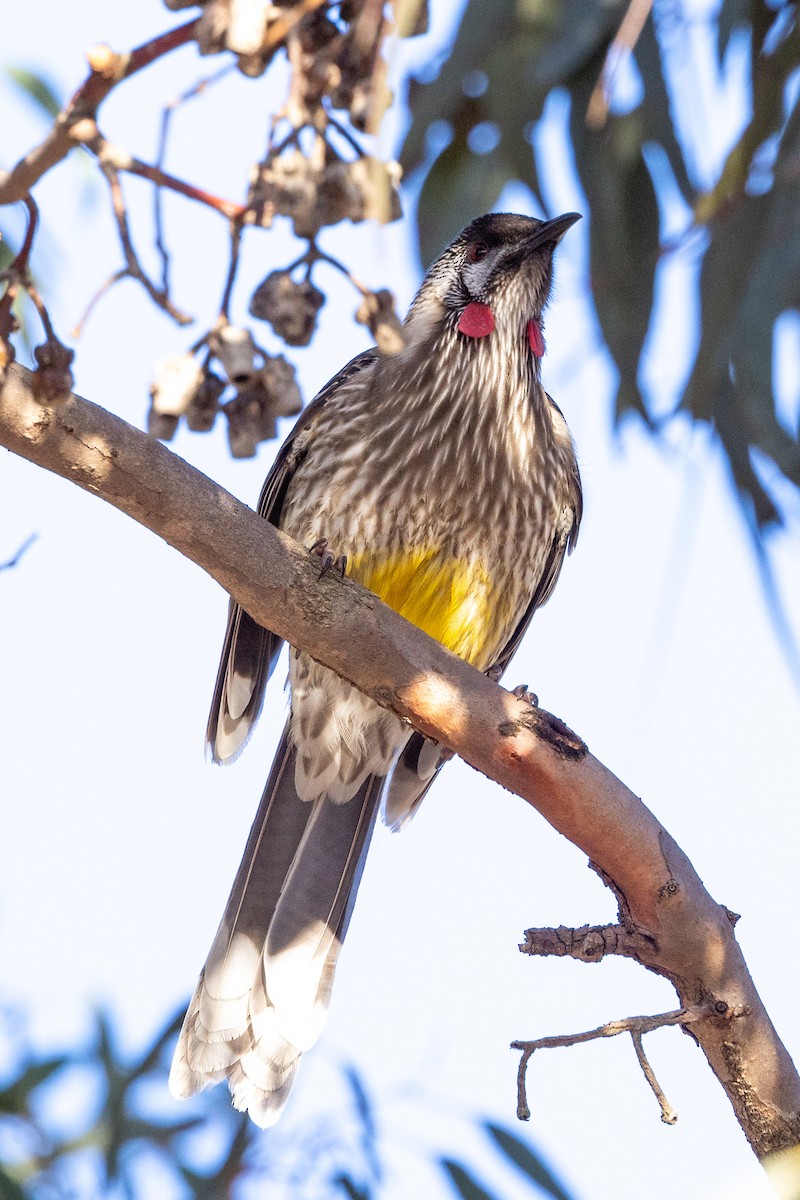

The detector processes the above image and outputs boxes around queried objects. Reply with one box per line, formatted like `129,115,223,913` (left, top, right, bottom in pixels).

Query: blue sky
1,3,799,1198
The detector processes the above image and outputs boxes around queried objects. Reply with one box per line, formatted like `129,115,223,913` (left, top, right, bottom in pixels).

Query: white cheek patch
462,245,504,298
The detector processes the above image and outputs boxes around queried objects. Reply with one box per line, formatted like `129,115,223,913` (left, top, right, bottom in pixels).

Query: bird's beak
526,212,582,251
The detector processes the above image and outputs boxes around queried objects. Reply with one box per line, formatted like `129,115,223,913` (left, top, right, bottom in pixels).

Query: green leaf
570,56,661,421
634,13,693,201
404,0,628,268
730,101,800,490
129,1006,186,1081
334,1174,371,1200
683,194,761,421
401,0,518,176
686,96,800,522
4,67,61,119
485,1122,577,1200
696,18,800,224
415,129,510,265
0,233,16,272
514,0,625,89
401,0,623,179
716,0,751,63
440,1158,498,1200
0,1165,29,1200
0,1055,69,1114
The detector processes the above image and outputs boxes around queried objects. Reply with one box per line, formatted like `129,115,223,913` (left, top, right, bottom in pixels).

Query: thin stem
631,1031,678,1125
70,270,127,339
586,0,654,130
153,65,236,295
324,109,366,158
218,220,244,319
512,1003,720,1124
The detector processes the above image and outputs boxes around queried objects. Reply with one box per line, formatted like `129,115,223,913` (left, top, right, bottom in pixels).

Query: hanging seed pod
147,406,180,442
186,368,226,432
356,289,405,355
208,324,259,385
150,352,204,416
251,150,322,238
195,0,231,56
249,271,325,346
226,0,271,54
318,157,402,227
297,11,340,54
32,339,74,406
259,353,303,416
224,388,263,458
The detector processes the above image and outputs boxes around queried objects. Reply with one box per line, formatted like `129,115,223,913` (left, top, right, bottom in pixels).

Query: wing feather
207,349,379,763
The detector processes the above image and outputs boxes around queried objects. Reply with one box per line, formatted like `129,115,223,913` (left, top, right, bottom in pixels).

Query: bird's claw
512,684,539,708
309,537,348,580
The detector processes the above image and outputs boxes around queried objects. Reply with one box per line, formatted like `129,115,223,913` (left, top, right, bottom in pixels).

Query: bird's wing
384,395,582,827
487,394,582,679
207,349,379,764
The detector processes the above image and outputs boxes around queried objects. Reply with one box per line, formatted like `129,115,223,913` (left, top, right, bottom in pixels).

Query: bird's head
406,211,581,358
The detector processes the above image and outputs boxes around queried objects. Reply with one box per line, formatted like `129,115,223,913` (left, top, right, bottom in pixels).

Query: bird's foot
309,537,348,580
512,684,539,708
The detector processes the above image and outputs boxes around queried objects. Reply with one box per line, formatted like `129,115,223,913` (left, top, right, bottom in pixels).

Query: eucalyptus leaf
0,1166,28,1200
0,1054,69,1113
416,131,510,265
401,0,518,176
570,58,660,420
716,0,752,63
441,1158,499,1200
4,66,61,118
485,1122,576,1200
634,13,693,200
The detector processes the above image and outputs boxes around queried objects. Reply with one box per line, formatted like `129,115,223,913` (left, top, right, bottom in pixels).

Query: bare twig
97,159,193,326
14,195,39,273
154,65,235,295
631,1030,678,1124
1,197,58,344
586,0,654,130
511,1004,718,1122
0,19,198,204
323,109,366,158
218,220,244,320
518,922,654,963
70,270,128,339
305,242,372,296
83,129,246,222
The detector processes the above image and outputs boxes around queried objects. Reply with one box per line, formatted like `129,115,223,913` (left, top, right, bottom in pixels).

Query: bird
169,211,583,1127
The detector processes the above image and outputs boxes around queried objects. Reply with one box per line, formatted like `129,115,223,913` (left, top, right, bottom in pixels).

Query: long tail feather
170,721,383,1126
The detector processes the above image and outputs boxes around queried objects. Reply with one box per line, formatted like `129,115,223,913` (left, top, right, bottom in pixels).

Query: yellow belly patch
348,547,506,666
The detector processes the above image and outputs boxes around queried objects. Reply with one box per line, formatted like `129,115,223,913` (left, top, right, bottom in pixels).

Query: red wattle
458,302,495,338
527,318,545,357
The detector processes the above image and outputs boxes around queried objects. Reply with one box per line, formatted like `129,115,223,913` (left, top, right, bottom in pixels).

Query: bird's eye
467,243,489,264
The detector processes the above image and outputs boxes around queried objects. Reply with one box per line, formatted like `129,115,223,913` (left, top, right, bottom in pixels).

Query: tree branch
0,20,199,204
1,362,798,1161
512,1004,715,1123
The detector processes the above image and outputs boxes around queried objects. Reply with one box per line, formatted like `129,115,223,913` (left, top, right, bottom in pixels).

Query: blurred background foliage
0,1005,575,1200
401,0,800,530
